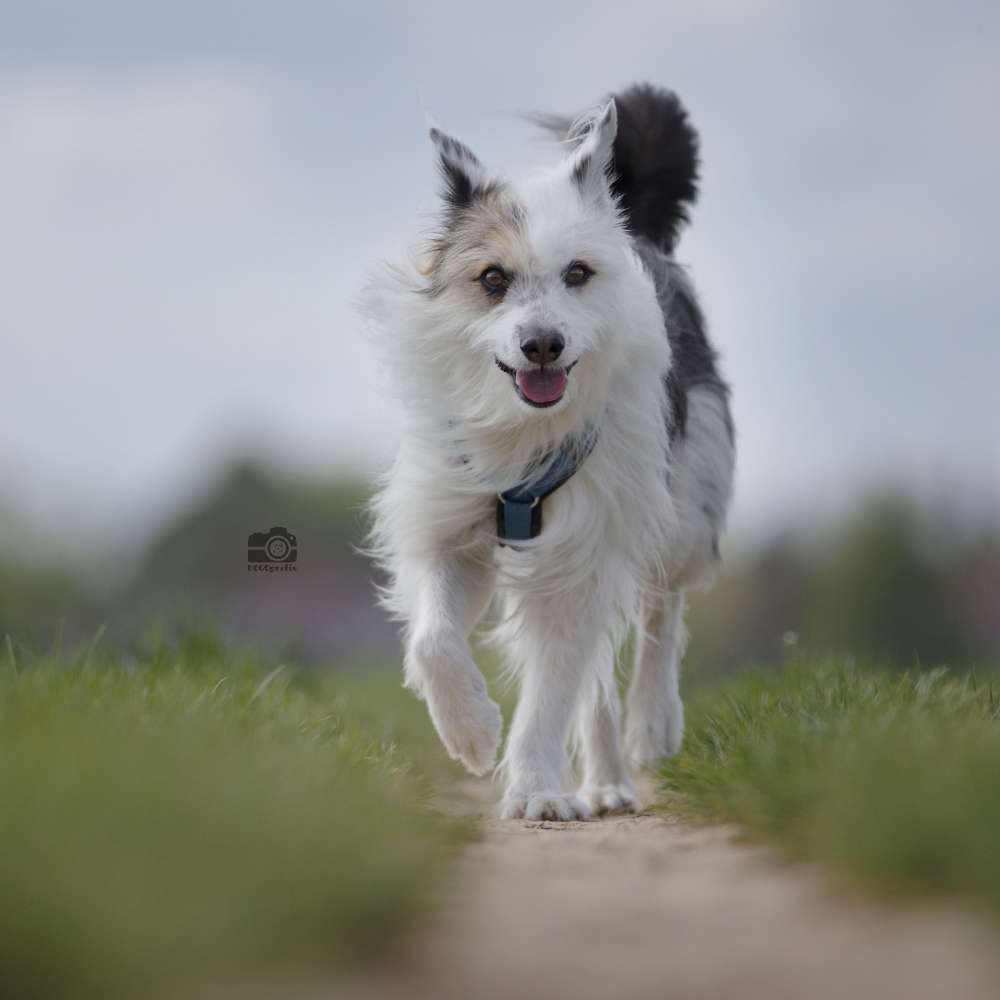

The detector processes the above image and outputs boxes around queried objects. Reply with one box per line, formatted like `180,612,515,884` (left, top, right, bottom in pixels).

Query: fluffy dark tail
535,83,700,255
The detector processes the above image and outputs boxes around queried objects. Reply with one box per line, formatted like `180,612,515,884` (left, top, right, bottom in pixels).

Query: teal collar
496,426,599,545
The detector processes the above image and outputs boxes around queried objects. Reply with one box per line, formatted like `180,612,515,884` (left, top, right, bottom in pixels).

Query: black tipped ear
430,127,490,208
570,100,618,196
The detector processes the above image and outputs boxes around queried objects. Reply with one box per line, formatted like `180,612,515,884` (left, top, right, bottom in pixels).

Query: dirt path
343,782,1000,1000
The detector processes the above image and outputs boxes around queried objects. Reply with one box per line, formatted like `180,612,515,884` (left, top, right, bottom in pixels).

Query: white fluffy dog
364,83,734,821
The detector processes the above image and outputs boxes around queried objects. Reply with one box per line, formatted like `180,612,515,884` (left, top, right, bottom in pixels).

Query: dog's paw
625,695,685,768
500,790,592,822
579,782,641,816
424,672,502,776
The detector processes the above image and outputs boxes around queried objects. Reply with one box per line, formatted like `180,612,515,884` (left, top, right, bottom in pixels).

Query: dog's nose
519,329,565,365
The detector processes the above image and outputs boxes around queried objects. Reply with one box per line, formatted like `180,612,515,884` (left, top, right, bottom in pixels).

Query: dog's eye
564,261,594,287
479,266,509,296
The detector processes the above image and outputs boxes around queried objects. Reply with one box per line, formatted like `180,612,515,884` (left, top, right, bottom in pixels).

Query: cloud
0,68,276,215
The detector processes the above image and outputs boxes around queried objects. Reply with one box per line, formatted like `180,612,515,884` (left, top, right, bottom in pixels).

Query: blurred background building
2,1,998,672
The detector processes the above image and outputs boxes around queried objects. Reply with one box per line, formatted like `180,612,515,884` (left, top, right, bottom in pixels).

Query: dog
364,83,734,820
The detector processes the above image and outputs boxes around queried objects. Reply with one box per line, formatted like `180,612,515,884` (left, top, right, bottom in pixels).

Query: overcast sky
2,0,998,559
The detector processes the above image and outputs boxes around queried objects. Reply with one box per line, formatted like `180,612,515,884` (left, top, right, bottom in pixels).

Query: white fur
363,101,731,820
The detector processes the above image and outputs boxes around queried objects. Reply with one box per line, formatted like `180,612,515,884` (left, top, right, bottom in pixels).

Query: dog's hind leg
625,589,687,767
575,673,640,815
404,550,502,776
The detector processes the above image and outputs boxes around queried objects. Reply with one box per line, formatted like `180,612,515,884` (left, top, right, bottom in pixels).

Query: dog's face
424,103,636,424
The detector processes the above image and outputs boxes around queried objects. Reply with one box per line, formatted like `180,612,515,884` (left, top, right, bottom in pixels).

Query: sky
2,0,999,563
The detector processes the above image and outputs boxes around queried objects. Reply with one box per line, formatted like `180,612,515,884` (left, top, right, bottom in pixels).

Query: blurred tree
805,498,966,666
3,474,997,674
686,494,998,678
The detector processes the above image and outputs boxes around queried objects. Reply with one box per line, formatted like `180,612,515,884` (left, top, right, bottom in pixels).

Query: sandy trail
343,782,1000,1000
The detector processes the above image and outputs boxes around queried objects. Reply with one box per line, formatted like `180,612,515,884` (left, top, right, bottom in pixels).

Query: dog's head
417,101,647,428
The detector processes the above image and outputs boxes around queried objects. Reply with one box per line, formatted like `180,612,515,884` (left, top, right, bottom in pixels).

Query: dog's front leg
499,600,599,822
404,551,501,776
576,675,640,816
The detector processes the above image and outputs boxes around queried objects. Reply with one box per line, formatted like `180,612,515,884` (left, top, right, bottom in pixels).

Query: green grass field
0,634,467,1000
8,628,1000,1000
660,661,1000,916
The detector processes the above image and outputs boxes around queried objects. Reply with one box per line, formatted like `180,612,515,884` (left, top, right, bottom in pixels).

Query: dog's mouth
495,357,578,408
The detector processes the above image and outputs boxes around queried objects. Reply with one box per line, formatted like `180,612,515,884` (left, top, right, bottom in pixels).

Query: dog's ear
570,99,618,198
429,127,490,209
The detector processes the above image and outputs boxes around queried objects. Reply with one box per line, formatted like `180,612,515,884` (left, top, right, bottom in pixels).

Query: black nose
519,329,565,365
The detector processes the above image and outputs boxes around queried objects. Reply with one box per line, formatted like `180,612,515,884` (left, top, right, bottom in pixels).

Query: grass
0,634,468,1000
660,661,1000,916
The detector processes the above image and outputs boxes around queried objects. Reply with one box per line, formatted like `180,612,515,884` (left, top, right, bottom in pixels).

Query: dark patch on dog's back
635,239,732,444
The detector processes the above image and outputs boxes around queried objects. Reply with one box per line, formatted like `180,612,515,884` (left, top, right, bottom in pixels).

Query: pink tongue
516,367,568,404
